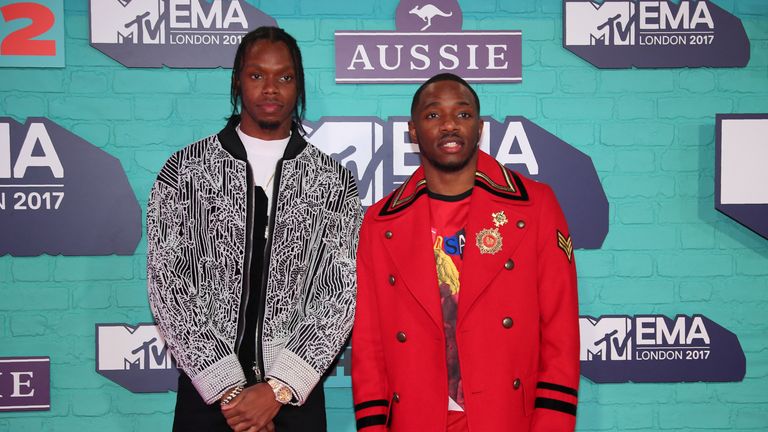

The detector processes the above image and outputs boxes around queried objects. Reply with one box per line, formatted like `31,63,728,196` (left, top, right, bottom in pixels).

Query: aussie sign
335,0,521,83
564,0,750,68
89,0,276,68
581,315,745,382
0,117,140,256
307,116,608,249
0,0,64,67
0,357,50,412
96,323,178,393
715,114,768,240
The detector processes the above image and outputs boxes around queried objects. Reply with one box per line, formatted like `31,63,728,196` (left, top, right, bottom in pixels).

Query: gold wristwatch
267,379,293,404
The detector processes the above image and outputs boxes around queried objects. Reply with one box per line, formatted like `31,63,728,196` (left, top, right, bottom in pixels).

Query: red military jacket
352,151,580,431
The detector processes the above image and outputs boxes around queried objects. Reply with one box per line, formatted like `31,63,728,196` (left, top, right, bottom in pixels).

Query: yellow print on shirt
434,236,460,296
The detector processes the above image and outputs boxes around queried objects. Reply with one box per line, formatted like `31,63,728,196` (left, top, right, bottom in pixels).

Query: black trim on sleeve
354,399,389,412
535,397,577,416
537,381,578,397
356,414,387,430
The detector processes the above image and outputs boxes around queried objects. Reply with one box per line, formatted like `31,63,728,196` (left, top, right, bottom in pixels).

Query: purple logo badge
580,315,745,382
0,357,50,412
0,118,140,256
89,0,277,68
335,0,521,83
563,0,750,68
716,114,768,240
307,116,608,249
96,323,178,393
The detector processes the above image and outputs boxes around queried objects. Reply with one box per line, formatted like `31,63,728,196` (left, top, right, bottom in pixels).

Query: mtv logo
90,0,165,44
305,119,385,207
97,323,174,370
96,323,178,393
580,316,633,361
565,0,635,46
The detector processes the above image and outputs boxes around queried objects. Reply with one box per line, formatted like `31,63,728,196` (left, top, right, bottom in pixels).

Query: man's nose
440,117,458,132
262,78,278,94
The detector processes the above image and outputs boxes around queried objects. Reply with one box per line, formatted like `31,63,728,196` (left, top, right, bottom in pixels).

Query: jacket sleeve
531,184,580,431
266,170,363,405
350,210,390,432
146,152,246,404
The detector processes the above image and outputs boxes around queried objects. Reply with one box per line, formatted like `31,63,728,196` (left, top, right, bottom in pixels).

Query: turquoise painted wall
1,0,768,430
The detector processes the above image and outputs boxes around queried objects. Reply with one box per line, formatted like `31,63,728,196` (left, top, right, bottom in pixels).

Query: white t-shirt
236,124,290,215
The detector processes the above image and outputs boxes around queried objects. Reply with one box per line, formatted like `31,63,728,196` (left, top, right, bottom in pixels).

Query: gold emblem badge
492,210,508,227
476,228,503,255
557,230,573,263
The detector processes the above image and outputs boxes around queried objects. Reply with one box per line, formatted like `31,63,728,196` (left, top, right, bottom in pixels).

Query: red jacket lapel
376,168,444,334
459,151,534,326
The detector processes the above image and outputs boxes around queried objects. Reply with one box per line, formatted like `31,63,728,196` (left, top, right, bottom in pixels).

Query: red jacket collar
378,150,529,217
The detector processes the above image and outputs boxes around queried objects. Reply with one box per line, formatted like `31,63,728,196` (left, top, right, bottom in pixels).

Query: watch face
268,380,291,403
276,387,292,403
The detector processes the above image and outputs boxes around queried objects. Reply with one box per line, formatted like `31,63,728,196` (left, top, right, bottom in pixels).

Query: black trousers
172,371,327,432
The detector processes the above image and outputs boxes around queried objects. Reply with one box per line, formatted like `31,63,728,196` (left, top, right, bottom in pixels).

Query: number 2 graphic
0,2,56,56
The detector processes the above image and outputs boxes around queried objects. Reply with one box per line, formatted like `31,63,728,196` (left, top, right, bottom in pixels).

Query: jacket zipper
252,158,284,383
235,163,255,362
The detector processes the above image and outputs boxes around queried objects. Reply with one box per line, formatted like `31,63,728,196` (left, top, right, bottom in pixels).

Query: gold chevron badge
557,230,573,263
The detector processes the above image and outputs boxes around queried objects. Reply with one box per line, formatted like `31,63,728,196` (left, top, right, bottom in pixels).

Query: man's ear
408,120,418,143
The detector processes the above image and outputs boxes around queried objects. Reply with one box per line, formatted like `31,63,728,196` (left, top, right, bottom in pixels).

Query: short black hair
229,26,306,134
410,73,480,117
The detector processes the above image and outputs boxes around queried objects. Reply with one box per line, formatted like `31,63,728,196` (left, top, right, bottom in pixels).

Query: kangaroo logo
409,4,453,31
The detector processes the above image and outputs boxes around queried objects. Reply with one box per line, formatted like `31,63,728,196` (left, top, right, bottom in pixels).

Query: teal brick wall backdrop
1,0,767,430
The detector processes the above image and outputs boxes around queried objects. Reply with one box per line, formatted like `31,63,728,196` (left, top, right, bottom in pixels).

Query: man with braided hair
148,27,361,432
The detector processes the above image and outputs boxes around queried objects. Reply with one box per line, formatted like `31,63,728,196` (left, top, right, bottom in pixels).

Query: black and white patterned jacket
147,118,362,405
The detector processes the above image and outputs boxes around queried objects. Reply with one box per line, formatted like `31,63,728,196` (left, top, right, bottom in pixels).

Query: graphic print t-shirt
429,189,471,412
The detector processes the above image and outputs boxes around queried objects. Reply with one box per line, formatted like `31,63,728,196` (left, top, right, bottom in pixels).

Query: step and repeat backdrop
1,0,767,430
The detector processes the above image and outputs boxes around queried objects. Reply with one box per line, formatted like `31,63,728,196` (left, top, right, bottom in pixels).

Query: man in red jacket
351,73,580,432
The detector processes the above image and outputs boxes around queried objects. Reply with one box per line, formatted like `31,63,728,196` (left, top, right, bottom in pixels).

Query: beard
257,120,282,131
421,142,478,173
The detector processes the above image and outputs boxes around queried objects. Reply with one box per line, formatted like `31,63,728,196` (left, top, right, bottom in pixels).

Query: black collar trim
379,161,529,217
217,115,307,162
427,188,473,202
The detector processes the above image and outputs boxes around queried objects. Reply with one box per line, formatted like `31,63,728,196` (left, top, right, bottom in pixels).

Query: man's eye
281,75,294,82
426,112,438,119
458,112,471,119
250,73,262,80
